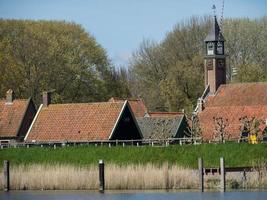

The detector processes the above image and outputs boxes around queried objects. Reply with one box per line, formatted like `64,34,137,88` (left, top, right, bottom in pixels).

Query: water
0,190,266,200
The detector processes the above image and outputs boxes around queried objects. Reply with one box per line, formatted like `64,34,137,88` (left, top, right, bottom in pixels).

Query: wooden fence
0,137,203,148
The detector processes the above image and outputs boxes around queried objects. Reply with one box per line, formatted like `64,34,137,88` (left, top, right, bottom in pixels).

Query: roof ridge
48,101,125,107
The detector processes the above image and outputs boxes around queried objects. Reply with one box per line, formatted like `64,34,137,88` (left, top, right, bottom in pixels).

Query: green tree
0,20,129,104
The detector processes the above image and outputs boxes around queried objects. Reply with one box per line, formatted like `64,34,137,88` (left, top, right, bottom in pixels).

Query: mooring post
242,170,247,189
4,160,10,191
220,157,226,192
99,160,105,192
198,158,204,192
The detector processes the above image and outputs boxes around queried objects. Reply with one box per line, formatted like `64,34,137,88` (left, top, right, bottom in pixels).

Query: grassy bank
0,143,266,168
0,164,266,190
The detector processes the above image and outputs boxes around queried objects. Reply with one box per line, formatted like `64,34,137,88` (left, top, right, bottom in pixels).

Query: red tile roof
199,83,267,140
206,83,267,107
0,99,30,138
25,101,126,142
108,97,148,118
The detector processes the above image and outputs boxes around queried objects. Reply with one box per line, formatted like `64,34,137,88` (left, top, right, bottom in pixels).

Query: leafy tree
0,20,129,104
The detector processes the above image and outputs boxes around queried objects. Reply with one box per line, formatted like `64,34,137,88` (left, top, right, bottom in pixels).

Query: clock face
217,59,225,68
217,42,223,55
207,59,213,70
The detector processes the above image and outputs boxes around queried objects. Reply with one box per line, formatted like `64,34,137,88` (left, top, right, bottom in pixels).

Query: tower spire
212,4,216,17
203,11,226,94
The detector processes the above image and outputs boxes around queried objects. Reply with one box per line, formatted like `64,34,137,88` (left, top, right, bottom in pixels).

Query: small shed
137,113,188,140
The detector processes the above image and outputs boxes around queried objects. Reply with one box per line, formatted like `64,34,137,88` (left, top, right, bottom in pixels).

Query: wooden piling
198,158,204,192
242,170,247,189
220,157,226,192
4,160,10,191
99,160,105,192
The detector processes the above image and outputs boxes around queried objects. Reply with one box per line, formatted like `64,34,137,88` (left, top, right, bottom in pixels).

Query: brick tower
204,16,226,94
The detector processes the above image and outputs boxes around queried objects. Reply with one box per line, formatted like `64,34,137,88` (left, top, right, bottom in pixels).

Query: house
137,112,188,140
25,92,142,143
198,83,267,141
196,15,267,141
108,97,148,118
0,89,36,144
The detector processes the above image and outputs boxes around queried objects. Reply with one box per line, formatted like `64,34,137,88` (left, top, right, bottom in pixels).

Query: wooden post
198,158,204,192
4,160,10,191
99,160,105,192
220,157,226,192
242,170,247,189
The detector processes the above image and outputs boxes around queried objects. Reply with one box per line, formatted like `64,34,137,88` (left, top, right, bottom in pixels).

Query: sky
0,0,266,67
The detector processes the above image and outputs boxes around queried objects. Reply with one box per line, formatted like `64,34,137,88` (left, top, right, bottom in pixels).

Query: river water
0,190,266,200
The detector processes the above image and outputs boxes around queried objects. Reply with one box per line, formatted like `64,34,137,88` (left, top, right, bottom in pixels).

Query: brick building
196,16,267,141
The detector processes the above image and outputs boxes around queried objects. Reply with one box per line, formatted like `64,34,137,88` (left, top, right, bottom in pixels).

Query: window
207,42,214,55
217,42,223,55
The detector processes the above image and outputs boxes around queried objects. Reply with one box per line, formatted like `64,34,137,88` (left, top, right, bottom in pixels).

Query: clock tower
204,15,226,94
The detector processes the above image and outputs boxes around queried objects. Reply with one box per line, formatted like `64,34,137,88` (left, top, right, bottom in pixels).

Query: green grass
0,143,266,168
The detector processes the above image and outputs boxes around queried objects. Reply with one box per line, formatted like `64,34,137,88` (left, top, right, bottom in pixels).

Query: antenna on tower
219,0,224,33
218,0,224,43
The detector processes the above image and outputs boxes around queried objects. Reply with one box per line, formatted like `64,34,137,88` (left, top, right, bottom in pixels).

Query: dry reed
0,164,266,190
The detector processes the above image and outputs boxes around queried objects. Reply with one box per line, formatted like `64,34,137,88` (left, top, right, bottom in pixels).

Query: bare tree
185,115,202,139
213,117,230,142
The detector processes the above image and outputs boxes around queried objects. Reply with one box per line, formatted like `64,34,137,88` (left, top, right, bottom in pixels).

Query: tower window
217,42,223,55
207,42,214,55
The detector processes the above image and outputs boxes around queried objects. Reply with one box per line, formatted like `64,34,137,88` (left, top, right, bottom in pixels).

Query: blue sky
0,0,266,67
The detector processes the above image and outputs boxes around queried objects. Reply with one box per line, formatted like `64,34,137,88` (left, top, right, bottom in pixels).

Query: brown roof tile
108,97,148,118
199,83,267,140
0,99,29,138
26,101,126,142
206,83,267,107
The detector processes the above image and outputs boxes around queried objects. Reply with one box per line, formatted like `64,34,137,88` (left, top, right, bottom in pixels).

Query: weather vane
212,4,216,17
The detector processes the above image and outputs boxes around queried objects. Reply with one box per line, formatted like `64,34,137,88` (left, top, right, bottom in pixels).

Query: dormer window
207,42,214,55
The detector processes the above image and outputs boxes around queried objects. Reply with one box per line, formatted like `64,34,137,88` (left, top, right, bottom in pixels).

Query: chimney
197,98,203,112
6,89,14,104
43,91,51,107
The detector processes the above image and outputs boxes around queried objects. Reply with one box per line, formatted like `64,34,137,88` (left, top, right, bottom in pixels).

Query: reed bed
0,164,266,190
